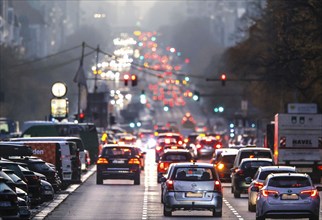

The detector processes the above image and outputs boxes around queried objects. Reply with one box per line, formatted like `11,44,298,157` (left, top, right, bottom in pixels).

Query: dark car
96,144,141,185
211,151,238,182
157,149,192,183
0,179,19,218
2,169,28,193
0,159,42,205
231,158,273,198
8,156,61,192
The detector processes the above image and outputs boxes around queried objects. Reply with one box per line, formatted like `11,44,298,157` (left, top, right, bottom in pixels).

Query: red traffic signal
221,74,226,86
79,112,85,119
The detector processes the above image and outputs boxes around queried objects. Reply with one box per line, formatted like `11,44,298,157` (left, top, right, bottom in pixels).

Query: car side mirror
316,186,322,191
245,177,252,184
160,176,167,183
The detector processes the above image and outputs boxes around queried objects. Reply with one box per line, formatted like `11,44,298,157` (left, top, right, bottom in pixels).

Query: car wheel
256,216,265,220
233,190,241,198
163,205,172,217
96,174,103,185
212,210,222,217
248,201,256,212
134,173,140,185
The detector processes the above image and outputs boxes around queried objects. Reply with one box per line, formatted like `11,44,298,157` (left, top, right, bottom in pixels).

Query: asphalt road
39,149,322,220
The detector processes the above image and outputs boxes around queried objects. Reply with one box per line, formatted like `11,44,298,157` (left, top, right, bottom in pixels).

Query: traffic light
221,73,226,86
124,74,130,86
79,112,85,122
140,90,146,104
131,74,138,86
192,90,200,101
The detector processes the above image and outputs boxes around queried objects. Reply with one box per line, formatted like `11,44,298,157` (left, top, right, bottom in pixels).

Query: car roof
238,147,271,152
163,149,190,154
240,158,273,163
102,144,136,149
258,166,296,171
170,162,214,168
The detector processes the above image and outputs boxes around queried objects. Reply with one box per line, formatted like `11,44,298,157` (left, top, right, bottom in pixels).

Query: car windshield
174,167,215,181
29,162,52,171
102,147,133,157
0,182,12,192
259,170,296,180
268,176,311,188
163,154,190,161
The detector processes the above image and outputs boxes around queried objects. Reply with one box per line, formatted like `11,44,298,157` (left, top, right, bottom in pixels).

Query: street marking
223,198,244,220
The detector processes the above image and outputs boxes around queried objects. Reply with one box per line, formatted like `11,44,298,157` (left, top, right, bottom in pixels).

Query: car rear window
220,155,236,164
259,170,296,180
174,167,215,181
163,153,191,161
268,176,311,188
241,161,273,169
240,151,272,162
102,147,133,157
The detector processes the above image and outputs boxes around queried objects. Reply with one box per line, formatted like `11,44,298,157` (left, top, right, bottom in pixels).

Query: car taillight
262,189,279,197
235,168,244,175
214,180,222,192
217,163,224,170
128,158,140,165
254,181,264,189
184,138,189,143
156,146,162,151
196,144,202,149
301,189,318,197
97,158,108,164
166,180,174,190
317,165,322,171
214,143,222,149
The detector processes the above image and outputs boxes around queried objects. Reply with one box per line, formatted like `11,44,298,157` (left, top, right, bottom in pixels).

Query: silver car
161,162,222,217
256,173,321,220
246,166,297,212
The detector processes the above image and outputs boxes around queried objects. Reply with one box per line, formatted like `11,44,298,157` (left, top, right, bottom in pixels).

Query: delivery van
8,141,79,185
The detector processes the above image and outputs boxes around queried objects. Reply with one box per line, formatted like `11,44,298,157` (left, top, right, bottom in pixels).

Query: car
211,151,238,182
231,158,273,198
232,147,273,170
0,179,19,218
2,168,28,193
247,165,297,212
96,144,141,185
157,149,193,183
256,173,321,220
0,159,42,205
155,137,178,162
210,148,238,163
161,162,222,217
8,156,62,192
132,147,146,171
195,136,222,158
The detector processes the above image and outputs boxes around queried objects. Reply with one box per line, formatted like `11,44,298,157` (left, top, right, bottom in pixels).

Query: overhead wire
9,44,83,68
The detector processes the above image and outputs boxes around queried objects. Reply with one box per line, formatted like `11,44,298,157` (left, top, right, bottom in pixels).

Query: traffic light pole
77,42,85,119
94,45,100,94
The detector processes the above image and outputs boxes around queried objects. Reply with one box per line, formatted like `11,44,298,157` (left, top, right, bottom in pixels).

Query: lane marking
223,198,244,220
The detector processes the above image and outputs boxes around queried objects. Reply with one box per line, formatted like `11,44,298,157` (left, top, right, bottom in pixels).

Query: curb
31,166,96,220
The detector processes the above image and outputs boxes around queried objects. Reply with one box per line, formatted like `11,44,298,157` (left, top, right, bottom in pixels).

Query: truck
273,113,322,183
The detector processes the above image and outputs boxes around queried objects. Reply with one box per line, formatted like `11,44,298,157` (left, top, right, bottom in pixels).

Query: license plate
113,160,125,164
281,194,298,200
297,167,313,173
186,192,203,198
0,201,11,207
